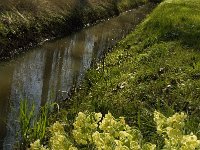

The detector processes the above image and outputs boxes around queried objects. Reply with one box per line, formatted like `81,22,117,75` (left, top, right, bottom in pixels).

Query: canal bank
62,0,200,146
0,4,155,149
21,0,200,148
6,0,199,148
0,0,159,60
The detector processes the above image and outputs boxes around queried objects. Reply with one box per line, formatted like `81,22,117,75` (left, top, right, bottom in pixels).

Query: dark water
0,4,154,149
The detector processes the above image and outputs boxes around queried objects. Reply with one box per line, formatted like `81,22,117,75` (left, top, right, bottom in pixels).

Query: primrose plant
30,111,200,150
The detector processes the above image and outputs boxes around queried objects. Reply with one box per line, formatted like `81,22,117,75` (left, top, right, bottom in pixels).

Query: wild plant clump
154,111,200,149
29,111,200,150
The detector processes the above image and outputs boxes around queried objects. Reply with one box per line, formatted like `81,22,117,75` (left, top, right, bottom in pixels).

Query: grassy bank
0,0,155,60
62,0,200,146
17,0,200,148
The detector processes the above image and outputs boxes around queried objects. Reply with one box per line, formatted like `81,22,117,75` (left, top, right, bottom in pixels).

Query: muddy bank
0,0,158,60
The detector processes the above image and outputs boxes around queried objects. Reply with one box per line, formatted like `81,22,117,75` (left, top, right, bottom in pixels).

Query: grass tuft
19,100,57,149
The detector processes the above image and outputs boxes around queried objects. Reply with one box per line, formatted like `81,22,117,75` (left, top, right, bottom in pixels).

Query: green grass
62,0,200,145
18,100,57,149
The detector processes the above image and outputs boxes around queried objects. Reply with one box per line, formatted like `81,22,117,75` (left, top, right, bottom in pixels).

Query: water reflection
0,4,154,149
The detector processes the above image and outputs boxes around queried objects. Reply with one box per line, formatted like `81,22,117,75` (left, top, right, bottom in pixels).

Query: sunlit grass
66,0,200,145
19,100,56,149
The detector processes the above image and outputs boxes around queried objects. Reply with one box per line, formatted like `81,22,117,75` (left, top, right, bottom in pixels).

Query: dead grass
0,0,156,59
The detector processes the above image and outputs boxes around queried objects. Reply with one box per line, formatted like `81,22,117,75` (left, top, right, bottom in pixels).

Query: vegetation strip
0,0,153,60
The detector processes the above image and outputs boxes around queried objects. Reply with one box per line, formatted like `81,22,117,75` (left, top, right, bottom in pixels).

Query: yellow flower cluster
91,112,156,150
49,121,65,135
92,131,115,150
154,111,200,150
73,112,102,144
49,121,77,150
29,111,200,150
92,131,143,150
30,122,77,150
99,113,130,137
50,134,69,150
29,139,48,150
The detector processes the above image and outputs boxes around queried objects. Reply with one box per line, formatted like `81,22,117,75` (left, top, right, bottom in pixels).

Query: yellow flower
50,134,67,150
130,141,141,150
119,131,133,143
72,112,100,144
49,121,65,135
167,112,187,130
153,111,167,134
69,145,78,150
181,134,200,149
95,112,102,122
142,143,156,150
29,140,48,150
